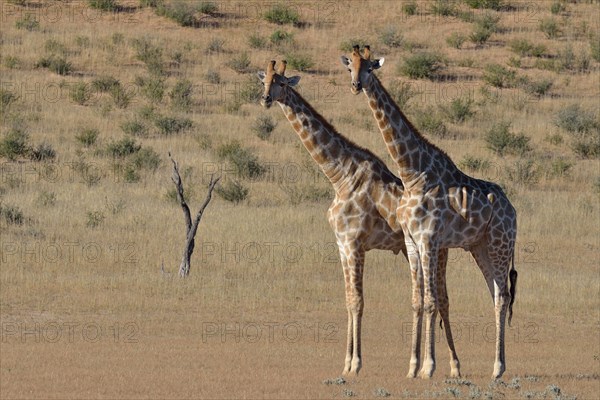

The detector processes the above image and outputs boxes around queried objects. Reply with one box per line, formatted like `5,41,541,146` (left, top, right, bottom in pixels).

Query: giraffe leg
405,239,423,378
419,244,438,379
340,247,365,377
471,242,510,379
436,248,461,378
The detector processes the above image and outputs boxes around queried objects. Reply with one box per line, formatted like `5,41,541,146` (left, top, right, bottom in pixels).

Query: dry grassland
0,0,599,398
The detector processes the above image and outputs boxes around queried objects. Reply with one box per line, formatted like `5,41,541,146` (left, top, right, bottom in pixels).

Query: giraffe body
341,47,518,379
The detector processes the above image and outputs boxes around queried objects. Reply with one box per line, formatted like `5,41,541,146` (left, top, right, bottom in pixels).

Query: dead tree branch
169,152,220,277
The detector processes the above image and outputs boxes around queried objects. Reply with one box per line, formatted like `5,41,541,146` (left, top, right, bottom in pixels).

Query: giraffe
257,60,455,376
340,46,518,380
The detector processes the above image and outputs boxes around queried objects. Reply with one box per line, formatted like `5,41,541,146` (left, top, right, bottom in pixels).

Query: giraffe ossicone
340,46,518,380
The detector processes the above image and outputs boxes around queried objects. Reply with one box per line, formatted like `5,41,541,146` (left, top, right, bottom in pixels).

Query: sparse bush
45,39,68,55
198,1,218,15
522,78,553,97
30,142,56,162
76,128,99,147
546,133,563,145
140,0,163,7
590,36,600,62
485,122,531,156
263,3,300,25
285,53,314,71
15,14,39,31
388,80,417,109
413,108,449,138
399,52,444,80
446,32,466,49
92,75,121,92
216,180,249,204
270,30,294,46
110,85,131,109
121,121,148,137
248,34,267,49
111,32,125,45
217,141,265,179
550,1,566,15
252,115,277,140
3,56,21,69
36,191,57,207
156,1,199,27
431,0,456,16
131,37,164,75
465,0,504,10
402,2,418,16
555,104,599,135
1,89,18,113
207,37,225,53
442,97,475,123
572,139,600,158
509,39,546,57
539,17,561,39
70,82,92,105
379,25,403,48
469,25,493,45
547,158,573,178
106,137,141,158
135,75,165,103
483,64,517,88
227,52,251,73
1,204,24,226
155,116,193,135
169,79,193,110
205,70,221,84
458,155,490,172
507,159,539,185
36,56,72,75
0,128,30,161
130,147,161,171
239,77,262,104
373,387,391,398
89,0,119,11
86,210,105,228
476,12,500,32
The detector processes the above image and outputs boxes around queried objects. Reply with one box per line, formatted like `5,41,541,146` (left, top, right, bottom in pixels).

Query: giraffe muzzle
260,95,273,108
351,81,362,94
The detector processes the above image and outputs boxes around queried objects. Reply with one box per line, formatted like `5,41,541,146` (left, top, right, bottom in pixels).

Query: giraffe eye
279,83,285,87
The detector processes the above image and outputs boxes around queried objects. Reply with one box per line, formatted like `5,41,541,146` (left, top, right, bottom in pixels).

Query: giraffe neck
364,75,444,187
277,88,355,191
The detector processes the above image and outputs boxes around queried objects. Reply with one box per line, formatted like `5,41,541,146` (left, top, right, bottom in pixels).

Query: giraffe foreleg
436,248,461,378
340,247,365,377
419,244,438,379
406,239,423,378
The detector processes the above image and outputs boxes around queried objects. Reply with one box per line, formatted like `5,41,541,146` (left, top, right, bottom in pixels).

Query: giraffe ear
286,76,301,86
372,58,385,70
340,56,351,67
257,71,267,82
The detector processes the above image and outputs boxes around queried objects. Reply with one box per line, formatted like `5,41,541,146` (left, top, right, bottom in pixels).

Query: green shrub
70,82,92,105
44,39,68,55
464,0,504,10
446,32,466,49
155,116,193,135
36,191,57,207
442,97,475,123
216,180,249,204
36,56,72,75
388,80,417,109
402,1,418,16
398,52,444,80
547,158,573,178
0,89,18,113
506,159,539,185
92,75,121,92
509,39,546,57
430,0,456,16
485,122,531,156
207,37,225,53
169,79,193,110
0,204,24,226
135,75,165,103
285,53,314,71
554,104,599,135
413,108,448,138
86,210,105,228
539,17,560,39
30,142,56,162
76,128,99,147
130,147,161,171
106,137,141,158
217,141,265,179
227,52,251,73
263,3,300,25
458,155,490,172
3,56,21,69
198,1,218,15
110,85,131,109
15,14,39,31
572,139,600,159
252,115,277,140
140,0,163,7
379,25,403,48
550,1,566,14
469,25,493,45
89,0,119,11
0,128,30,161
522,78,553,97
476,12,500,31
131,37,164,75
270,30,294,46
483,64,517,88
239,77,262,104
248,34,267,49
156,1,199,27
205,70,221,84
121,121,148,137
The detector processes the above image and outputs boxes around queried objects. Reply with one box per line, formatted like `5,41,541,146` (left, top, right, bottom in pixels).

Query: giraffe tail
508,257,518,327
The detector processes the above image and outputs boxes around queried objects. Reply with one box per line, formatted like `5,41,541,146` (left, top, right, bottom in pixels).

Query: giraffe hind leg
437,248,461,378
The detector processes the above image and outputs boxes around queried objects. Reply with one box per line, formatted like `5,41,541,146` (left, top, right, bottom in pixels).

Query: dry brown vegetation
1,0,599,398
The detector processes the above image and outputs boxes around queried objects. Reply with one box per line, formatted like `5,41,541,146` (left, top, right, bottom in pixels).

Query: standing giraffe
340,46,518,379
257,60,456,376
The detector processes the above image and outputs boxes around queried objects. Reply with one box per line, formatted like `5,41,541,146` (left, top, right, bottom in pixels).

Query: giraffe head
340,45,385,94
257,60,301,108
